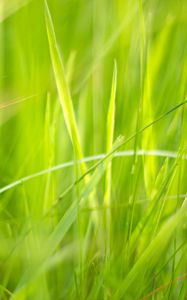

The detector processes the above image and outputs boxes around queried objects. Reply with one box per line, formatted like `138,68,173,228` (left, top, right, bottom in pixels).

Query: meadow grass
0,0,187,299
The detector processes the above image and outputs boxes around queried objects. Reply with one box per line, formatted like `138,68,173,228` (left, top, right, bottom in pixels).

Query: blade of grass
104,61,117,258
0,94,38,111
45,0,85,171
1,149,186,196
104,61,117,207
44,2,103,244
45,0,100,251
43,93,56,213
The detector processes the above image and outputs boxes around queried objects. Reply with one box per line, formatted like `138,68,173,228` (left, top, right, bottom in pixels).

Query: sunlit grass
0,0,187,299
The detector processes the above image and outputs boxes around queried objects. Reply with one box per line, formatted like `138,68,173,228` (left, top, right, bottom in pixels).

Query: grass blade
104,61,117,258
104,60,117,207
45,0,85,171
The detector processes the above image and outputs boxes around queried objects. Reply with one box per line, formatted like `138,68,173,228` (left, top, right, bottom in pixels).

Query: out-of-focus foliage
0,0,187,299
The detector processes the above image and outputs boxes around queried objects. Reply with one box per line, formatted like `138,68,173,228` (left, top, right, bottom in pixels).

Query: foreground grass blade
45,1,100,234
104,61,117,257
45,0,85,171
104,61,117,207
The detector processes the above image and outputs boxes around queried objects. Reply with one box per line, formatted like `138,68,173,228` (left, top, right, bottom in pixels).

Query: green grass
0,0,187,299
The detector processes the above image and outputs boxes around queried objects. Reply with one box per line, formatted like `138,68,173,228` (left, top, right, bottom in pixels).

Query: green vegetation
0,0,187,299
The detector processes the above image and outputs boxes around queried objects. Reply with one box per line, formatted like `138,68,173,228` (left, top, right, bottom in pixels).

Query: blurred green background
0,0,187,299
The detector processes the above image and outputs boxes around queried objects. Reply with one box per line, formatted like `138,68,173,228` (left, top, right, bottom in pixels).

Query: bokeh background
0,0,187,299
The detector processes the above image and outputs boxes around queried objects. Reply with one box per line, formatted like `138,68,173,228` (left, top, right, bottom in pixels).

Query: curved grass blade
0,149,186,196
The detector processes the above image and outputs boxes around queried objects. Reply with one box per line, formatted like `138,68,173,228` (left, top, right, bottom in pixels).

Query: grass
0,0,187,299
